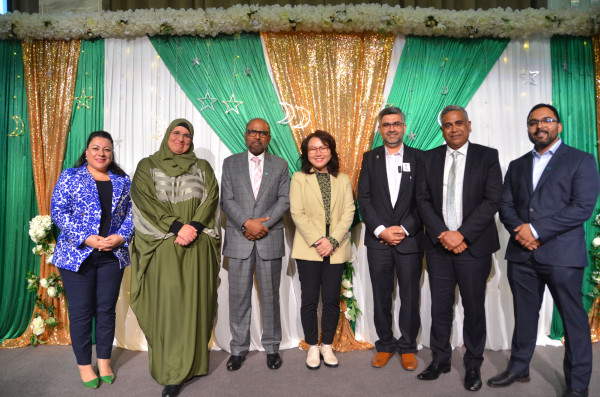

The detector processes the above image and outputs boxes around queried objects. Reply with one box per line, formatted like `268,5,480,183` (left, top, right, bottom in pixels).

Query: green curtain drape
373,36,509,151
63,39,105,170
150,34,299,175
549,36,599,340
0,40,37,342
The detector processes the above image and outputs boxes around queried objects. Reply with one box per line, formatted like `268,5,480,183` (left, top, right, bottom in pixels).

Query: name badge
402,163,411,172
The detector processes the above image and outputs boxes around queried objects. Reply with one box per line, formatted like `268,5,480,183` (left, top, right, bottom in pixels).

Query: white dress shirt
248,151,265,194
374,145,409,238
442,142,468,230
530,138,562,239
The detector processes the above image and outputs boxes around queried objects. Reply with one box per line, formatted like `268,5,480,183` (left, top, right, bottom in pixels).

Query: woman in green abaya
130,119,220,397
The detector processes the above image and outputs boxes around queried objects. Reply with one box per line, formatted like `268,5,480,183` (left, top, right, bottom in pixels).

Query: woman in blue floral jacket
51,130,133,389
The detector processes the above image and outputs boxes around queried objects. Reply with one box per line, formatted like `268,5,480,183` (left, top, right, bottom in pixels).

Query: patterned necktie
251,156,262,198
446,151,459,231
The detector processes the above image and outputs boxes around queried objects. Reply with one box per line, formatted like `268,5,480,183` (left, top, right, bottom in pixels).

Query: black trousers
367,248,423,354
426,249,491,368
296,258,344,345
59,253,124,365
507,258,592,390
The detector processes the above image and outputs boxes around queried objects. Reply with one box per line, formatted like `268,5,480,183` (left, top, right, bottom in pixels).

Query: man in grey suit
221,118,290,371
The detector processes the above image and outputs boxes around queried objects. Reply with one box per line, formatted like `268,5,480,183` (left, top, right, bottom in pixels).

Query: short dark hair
527,103,560,123
377,106,405,123
74,130,126,176
245,118,270,132
300,130,339,177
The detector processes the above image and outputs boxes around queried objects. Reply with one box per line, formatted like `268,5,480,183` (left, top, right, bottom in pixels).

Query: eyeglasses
246,130,270,137
308,145,330,154
527,117,558,128
171,130,192,140
380,121,404,129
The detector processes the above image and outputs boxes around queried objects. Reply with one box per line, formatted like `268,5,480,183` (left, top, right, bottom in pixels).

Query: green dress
130,156,220,385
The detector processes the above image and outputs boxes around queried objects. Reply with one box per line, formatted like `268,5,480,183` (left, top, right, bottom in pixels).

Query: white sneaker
306,345,321,370
320,344,338,368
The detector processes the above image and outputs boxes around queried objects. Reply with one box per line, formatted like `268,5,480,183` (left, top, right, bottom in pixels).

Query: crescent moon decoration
437,110,443,126
8,115,24,137
277,102,295,125
291,106,310,130
441,86,449,95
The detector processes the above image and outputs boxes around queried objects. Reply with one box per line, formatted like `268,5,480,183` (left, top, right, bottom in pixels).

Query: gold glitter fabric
1,40,81,348
594,35,600,164
262,32,394,195
299,301,374,352
590,296,600,343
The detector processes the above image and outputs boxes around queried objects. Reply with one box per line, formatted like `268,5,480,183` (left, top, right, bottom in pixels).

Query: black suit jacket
358,144,423,253
500,143,600,267
416,142,502,258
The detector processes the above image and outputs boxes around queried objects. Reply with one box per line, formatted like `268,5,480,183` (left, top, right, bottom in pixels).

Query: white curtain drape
106,34,561,353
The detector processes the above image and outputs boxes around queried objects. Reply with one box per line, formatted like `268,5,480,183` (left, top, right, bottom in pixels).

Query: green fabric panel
0,40,38,342
373,36,509,151
64,39,105,170
150,34,299,175
549,36,599,340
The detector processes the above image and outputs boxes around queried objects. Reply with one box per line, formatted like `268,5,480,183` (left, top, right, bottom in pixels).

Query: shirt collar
384,144,404,158
532,138,562,158
446,141,469,157
248,151,265,162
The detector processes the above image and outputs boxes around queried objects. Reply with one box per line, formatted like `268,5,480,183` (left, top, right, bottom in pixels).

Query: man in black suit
488,104,599,397
358,106,424,371
416,105,502,392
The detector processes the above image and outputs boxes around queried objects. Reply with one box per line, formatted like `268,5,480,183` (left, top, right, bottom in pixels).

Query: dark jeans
59,253,124,365
296,258,344,345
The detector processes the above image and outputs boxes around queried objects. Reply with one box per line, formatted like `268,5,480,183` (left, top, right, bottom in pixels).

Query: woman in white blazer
290,130,355,370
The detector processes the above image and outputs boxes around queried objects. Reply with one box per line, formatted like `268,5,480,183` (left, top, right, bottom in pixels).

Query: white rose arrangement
340,262,362,323
28,215,55,264
24,271,64,346
0,5,597,40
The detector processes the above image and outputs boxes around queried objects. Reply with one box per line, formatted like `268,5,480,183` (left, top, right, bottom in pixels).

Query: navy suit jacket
357,144,423,254
500,142,600,267
416,142,503,258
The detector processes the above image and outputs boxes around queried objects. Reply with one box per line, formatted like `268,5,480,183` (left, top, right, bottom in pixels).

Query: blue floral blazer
51,165,134,272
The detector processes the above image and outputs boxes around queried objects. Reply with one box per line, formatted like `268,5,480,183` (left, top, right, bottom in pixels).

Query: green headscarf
149,118,197,177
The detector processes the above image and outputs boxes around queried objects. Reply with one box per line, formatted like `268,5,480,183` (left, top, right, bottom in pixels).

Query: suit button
529,208,534,212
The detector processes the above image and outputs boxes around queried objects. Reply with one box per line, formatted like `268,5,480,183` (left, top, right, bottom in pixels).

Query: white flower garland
0,5,598,41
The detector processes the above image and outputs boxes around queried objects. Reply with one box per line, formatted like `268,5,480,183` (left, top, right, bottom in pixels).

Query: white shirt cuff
374,225,385,238
529,224,539,240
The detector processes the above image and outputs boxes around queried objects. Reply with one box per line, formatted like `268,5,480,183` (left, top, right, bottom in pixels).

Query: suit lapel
434,146,446,206
109,172,124,215
240,151,254,199
330,172,339,211
523,152,534,196
374,146,392,207
255,152,271,201
535,144,566,192
307,173,323,207
462,144,474,205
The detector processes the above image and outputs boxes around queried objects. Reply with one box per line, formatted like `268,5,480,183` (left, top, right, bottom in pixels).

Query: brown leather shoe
371,352,394,368
401,353,417,371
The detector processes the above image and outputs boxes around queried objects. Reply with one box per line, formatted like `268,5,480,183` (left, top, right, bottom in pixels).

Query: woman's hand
84,235,105,249
100,235,125,250
314,237,334,258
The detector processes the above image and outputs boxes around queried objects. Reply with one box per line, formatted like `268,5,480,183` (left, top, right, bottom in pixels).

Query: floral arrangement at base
341,261,362,328
26,214,63,346
26,271,64,345
0,5,598,41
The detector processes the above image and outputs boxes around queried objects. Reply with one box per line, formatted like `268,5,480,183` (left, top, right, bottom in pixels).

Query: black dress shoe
487,370,530,387
464,367,482,392
417,361,451,380
162,384,182,397
563,389,589,397
226,355,245,371
266,353,282,369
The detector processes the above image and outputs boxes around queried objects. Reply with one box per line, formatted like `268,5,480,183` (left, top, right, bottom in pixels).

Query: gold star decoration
198,90,218,111
74,89,93,110
222,93,243,114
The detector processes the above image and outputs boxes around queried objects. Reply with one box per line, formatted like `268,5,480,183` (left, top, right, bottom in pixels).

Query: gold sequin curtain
262,32,394,194
2,40,81,348
591,34,600,343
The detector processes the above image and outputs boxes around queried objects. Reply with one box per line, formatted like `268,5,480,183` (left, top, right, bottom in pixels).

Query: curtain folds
149,34,300,175
263,32,395,193
3,40,81,347
374,36,509,151
549,36,600,340
0,40,37,343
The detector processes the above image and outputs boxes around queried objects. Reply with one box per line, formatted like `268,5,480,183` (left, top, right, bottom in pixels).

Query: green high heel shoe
82,377,99,389
100,374,114,384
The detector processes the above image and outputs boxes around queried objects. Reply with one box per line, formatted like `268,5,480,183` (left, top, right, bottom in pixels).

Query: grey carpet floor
0,343,597,397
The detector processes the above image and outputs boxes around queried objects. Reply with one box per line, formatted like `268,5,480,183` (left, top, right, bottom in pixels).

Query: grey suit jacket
221,150,290,260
